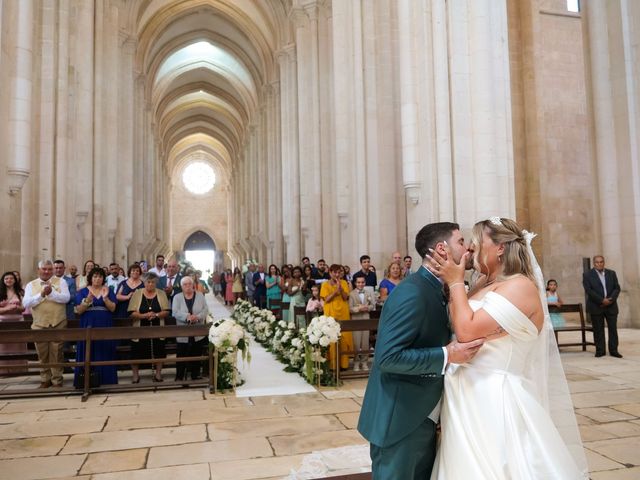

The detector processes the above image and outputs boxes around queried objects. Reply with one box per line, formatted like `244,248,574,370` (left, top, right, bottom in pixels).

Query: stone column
293,3,323,259
449,0,515,224
37,0,57,262
4,0,34,271
6,0,34,196
277,44,300,262
118,35,136,265
74,0,95,262
585,0,640,326
55,0,71,260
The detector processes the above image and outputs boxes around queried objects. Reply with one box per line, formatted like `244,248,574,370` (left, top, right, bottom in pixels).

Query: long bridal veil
522,231,589,478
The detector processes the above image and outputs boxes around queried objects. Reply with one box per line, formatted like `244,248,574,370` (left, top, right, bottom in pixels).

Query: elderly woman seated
172,276,209,382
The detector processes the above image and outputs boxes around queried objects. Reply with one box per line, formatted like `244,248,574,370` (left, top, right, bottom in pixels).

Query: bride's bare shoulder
494,275,543,324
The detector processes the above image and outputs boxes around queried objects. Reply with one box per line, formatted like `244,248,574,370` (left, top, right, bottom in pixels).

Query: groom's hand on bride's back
446,338,484,364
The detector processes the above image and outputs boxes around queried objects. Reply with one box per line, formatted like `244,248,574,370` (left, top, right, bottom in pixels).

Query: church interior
0,0,640,478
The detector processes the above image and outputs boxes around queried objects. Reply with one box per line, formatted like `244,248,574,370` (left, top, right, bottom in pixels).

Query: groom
358,222,484,479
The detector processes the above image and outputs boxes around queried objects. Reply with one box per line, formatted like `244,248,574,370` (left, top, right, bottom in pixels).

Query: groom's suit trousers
369,417,437,480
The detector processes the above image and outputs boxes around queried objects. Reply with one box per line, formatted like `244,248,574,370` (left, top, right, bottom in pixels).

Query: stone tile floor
0,329,639,479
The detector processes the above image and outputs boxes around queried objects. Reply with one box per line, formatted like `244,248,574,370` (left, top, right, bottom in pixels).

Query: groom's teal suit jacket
357,267,451,448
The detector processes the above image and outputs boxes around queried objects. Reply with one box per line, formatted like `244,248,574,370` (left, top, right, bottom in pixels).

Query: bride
427,217,588,479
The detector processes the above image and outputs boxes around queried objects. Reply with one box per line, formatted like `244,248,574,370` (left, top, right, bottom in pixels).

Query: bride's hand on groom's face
426,244,467,284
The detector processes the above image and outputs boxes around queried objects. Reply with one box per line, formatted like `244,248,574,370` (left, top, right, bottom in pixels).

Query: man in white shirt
23,260,70,388
106,263,125,293
583,255,622,358
149,254,167,277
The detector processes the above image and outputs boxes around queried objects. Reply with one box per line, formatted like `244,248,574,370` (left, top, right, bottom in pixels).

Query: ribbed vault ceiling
134,0,290,186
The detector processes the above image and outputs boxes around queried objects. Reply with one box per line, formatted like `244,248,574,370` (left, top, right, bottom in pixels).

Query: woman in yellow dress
320,264,353,370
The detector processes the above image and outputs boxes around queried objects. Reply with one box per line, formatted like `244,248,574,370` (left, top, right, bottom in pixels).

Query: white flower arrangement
208,318,250,391
306,315,341,347
208,318,246,349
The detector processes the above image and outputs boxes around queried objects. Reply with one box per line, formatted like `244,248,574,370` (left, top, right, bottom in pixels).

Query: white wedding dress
431,291,587,479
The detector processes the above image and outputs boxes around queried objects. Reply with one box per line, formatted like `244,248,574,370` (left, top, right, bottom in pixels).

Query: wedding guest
224,269,234,305
244,263,256,304
139,260,149,273
0,272,25,319
287,266,308,326
212,270,222,298
69,265,78,280
280,265,292,322
128,272,171,383
115,264,144,318
383,251,403,278
352,255,377,289
194,270,210,294
12,271,23,290
321,264,353,370
148,254,167,277
253,264,267,308
232,267,244,302
306,285,324,316
76,260,95,290
379,263,403,301
23,260,70,388
583,255,623,358
302,265,315,292
220,270,227,302
159,259,182,302
546,279,565,328
343,265,353,284
74,267,118,386
118,267,126,279
313,259,331,280
0,271,26,374
172,276,209,382
106,263,125,293
403,255,413,278
265,264,281,308
349,276,376,371
53,259,76,320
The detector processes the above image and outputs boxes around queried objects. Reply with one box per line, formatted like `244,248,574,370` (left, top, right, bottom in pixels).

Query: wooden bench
550,303,594,351
0,323,214,400
335,318,379,382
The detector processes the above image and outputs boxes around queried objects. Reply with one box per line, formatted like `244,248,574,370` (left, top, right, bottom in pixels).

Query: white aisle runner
205,295,316,397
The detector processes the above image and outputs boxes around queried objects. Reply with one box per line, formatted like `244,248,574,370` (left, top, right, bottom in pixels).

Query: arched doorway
183,230,217,278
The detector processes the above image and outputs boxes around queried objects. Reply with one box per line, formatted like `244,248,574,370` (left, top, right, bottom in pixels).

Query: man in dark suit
158,259,182,303
583,255,622,358
253,264,267,308
357,222,484,479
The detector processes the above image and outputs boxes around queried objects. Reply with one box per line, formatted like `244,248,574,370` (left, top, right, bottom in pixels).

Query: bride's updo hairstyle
472,217,536,285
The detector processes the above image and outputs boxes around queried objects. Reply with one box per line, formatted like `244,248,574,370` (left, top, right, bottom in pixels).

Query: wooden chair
551,303,594,351
293,306,307,329
269,299,282,320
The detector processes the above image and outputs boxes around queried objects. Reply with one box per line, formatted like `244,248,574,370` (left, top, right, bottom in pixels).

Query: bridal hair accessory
488,216,502,226
521,230,537,246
